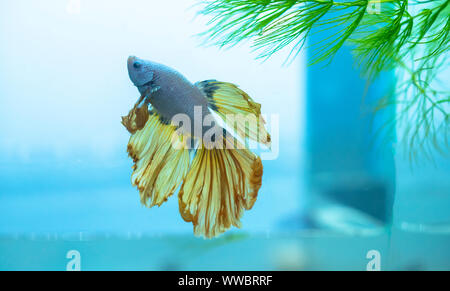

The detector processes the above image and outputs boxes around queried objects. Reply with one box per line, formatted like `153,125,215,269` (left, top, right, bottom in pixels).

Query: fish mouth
127,55,137,67
127,55,154,87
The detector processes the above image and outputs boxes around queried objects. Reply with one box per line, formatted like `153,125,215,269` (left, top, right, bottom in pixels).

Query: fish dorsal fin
195,80,271,146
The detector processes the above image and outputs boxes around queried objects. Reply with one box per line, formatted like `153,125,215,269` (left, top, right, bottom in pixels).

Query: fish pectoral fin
178,134,263,239
127,112,190,207
195,80,271,147
121,103,150,134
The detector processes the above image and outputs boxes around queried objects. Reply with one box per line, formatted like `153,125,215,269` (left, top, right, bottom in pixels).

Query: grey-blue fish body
128,56,211,137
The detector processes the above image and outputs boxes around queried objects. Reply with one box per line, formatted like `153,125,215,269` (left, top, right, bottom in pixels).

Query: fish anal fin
127,112,190,208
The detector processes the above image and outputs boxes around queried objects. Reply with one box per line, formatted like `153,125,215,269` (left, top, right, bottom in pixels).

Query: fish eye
133,62,142,69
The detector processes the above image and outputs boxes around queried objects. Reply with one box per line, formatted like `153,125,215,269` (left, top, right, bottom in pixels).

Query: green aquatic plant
198,0,449,162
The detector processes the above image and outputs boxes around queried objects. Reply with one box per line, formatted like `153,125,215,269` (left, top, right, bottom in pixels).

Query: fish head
127,56,155,93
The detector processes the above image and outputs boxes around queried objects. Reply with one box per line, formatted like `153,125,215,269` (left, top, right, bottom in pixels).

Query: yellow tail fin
178,134,263,238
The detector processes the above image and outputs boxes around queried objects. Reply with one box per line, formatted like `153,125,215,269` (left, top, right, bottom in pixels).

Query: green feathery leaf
198,0,450,162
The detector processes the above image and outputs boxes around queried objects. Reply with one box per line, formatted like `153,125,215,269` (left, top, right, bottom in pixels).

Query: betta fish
122,56,271,238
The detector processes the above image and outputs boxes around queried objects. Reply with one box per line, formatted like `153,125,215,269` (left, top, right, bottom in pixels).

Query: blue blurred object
304,41,396,232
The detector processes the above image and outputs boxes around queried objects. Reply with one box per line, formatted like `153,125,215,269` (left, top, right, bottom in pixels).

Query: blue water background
0,0,449,270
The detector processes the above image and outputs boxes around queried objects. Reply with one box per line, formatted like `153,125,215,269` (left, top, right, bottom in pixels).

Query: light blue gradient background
1,0,449,271
0,0,304,236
